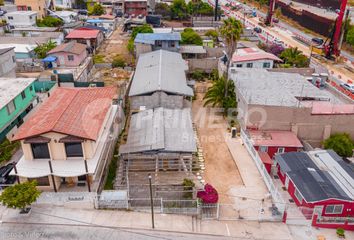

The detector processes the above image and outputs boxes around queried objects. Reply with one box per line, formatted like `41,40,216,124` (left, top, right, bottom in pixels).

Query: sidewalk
0,205,294,239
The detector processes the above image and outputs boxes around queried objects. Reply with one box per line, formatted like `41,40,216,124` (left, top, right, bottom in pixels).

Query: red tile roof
249,130,303,148
232,47,282,63
13,87,117,141
47,42,86,55
65,29,100,39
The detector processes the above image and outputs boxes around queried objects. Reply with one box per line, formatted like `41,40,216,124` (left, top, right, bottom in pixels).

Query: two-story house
12,87,121,192
0,78,37,142
124,0,147,16
231,47,282,69
15,0,48,19
0,47,16,78
134,32,181,57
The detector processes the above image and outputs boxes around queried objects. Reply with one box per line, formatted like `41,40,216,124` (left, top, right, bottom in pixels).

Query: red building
124,0,147,16
276,150,354,230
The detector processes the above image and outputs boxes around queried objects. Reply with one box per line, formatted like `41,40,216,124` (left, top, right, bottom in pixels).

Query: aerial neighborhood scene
1,0,354,239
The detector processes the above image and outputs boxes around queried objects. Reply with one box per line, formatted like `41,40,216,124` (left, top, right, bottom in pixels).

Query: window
6,100,16,115
12,56,15,63
263,62,271,68
325,205,343,214
28,6,32,10
29,85,33,91
294,188,303,203
65,142,83,158
21,91,26,100
246,63,253,68
277,147,285,154
169,41,175,48
156,40,162,47
259,146,268,152
78,175,87,181
31,143,50,159
29,16,32,19
236,64,243,68
8,16,13,20
68,55,74,61
28,176,50,186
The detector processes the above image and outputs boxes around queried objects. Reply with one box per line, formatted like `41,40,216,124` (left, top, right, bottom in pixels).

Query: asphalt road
221,0,354,62
0,223,232,240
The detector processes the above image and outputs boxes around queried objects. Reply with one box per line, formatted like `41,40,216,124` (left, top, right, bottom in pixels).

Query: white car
340,83,354,93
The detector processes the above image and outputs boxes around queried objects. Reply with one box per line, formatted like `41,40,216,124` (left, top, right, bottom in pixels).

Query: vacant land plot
192,81,243,204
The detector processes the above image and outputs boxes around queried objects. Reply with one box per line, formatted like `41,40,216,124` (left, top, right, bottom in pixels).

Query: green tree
0,181,41,211
279,47,309,67
205,29,218,43
181,28,203,45
170,0,188,20
112,55,126,68
155,3,171,17
187,0,213,16
203,77,237,114
34,40,57,59
323,133,354,157
0,0,4,6
127,24,153,54
36,16,63,27
219,17,243,97
346,25,354,46
91,3,105,15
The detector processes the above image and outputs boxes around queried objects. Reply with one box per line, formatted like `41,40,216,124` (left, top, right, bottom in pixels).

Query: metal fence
240,129,286,214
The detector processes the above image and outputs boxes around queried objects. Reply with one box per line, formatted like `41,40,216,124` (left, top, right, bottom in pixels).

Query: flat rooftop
0,78,36,110
248,130,303,148
230,69,344,107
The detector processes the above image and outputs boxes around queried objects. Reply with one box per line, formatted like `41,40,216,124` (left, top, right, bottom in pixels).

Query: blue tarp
87,19,103,23
42,56,57,62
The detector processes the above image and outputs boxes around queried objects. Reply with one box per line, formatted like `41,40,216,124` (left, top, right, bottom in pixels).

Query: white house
6,11,38,29
230,47,282,69
0,47,16,78
55,0,75,9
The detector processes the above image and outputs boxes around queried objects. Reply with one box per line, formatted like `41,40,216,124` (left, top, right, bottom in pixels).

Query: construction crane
265,0,276,26
323,0,348,59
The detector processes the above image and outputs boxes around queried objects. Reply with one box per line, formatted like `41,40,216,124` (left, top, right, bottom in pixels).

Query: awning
24,136,51,144
42,56,57,62
59,135,85,143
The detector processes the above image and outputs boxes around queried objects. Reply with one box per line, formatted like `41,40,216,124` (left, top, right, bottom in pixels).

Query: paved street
0,223,232,240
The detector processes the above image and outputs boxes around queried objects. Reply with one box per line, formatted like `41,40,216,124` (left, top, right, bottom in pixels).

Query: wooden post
13,164,20,184
84,160,91,192
48,161,57,192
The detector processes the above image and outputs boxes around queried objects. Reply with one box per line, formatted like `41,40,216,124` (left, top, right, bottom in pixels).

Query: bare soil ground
192,81,243,204
97,23,133,64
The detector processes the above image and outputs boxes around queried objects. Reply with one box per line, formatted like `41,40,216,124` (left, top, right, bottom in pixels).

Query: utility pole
214,0,219,21
148,174,155,229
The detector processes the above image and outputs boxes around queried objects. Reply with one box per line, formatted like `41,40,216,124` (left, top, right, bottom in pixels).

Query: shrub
36,16,63,27
93,54,105,64
336,228,345,237
182,178,195,199
323,133,354,157
191,70,205,81
112,55,126,68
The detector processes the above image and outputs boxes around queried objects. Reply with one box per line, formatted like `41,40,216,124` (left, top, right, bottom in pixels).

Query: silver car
340,83,354,93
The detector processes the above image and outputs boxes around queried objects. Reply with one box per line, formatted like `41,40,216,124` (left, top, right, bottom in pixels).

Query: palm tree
279,47,309,67
203,77,237,114
219,17,243,95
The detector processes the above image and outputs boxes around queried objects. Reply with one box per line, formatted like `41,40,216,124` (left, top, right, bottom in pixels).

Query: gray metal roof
134,32,181,45
275,151,353,202
119,108,197,154
179,45,207,54
129,50,193,97
230,69,343,107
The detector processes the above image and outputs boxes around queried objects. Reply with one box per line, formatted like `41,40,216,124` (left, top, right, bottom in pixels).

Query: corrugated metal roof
134,32,181,44
275,151,353,202
119,108,196,154
129,50,193,97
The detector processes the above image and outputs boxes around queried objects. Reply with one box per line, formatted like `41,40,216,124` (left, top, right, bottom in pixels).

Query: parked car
0,10,7,16
274,39,284,46
340,83,354,93
116,11,123,18
273,18,279,23
254,27,262,33
138,14,144,19
311,37,324,46
78,10,88,16
0,163,16,185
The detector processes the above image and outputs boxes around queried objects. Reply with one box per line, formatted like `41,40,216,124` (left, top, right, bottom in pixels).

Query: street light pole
148,174,155,229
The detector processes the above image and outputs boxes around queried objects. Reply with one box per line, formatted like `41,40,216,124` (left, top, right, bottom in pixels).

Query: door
285,176,289,189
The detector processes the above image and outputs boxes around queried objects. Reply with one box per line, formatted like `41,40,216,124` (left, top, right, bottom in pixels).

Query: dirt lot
192,81,243,204
97,22,133,64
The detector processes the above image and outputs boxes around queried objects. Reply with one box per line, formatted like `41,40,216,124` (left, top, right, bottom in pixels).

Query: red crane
265,0,276,26
324,0,348,59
